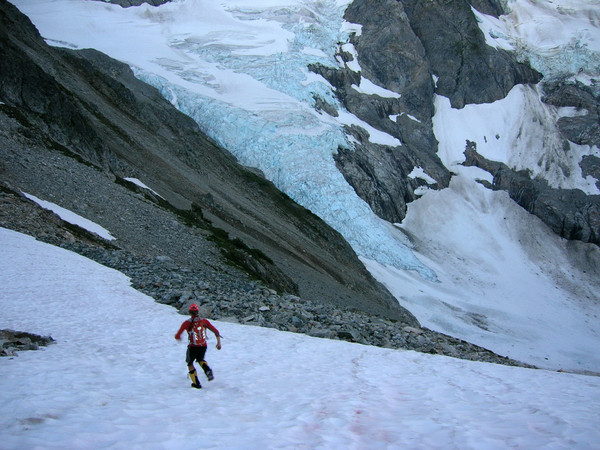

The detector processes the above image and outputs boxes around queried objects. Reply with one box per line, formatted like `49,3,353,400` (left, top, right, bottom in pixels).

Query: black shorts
186,346,207,365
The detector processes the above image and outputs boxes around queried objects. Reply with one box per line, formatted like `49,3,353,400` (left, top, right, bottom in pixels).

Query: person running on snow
175,303,222,389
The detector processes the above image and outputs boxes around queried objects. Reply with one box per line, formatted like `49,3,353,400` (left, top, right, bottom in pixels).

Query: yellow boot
200,361,214,381
189,369,201,389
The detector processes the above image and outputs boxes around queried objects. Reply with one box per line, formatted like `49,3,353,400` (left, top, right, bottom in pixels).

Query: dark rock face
542,81,598,110
334,139,421,223
311,0,540,224
312,0,452,223
401,0,542,109
558,114,600,147
542,81,600,148
464,142,600,245
0,1,414,323
344,0,434,117
333,126,450,223
581,155,600,190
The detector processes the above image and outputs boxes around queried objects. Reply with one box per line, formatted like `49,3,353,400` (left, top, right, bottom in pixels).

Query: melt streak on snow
1,227,600,448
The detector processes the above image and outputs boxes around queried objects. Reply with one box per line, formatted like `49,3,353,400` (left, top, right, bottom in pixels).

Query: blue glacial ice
134,0,437,280
139,70,436,281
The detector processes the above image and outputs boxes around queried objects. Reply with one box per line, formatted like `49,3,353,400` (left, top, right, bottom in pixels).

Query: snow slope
365,175,600,373
1,226,600,449
11,0,600,372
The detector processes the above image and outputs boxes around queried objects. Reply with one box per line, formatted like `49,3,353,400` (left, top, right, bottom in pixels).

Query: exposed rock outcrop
464,142,600,245
0,329,55,357
400,0,542,109
311,0,541,224
541,80,600,149
312,0,451,223
581,155,600,190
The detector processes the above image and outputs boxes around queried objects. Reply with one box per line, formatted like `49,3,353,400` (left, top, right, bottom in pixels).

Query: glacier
12,0,600,372
15,0,436,279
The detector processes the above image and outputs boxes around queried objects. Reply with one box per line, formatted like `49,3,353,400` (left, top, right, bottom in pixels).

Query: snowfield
1,227,600,448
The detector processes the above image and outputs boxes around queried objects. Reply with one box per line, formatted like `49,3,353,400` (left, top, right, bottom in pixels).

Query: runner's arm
204,319,222,349
174,321,188,340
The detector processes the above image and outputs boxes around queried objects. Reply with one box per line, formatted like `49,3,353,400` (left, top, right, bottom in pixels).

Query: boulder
0,329,55,357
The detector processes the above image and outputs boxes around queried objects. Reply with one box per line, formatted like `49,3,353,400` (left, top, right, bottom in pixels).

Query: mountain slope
6,0,600,371
0,0,411,321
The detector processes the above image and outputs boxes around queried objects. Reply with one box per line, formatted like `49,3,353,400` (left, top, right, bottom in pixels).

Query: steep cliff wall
313,0,599,247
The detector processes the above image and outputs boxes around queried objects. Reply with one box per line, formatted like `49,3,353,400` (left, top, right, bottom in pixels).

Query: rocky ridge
543,81,600,149
464,141,600,245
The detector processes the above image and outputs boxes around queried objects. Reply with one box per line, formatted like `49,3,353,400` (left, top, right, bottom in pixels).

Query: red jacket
175,317,219,347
